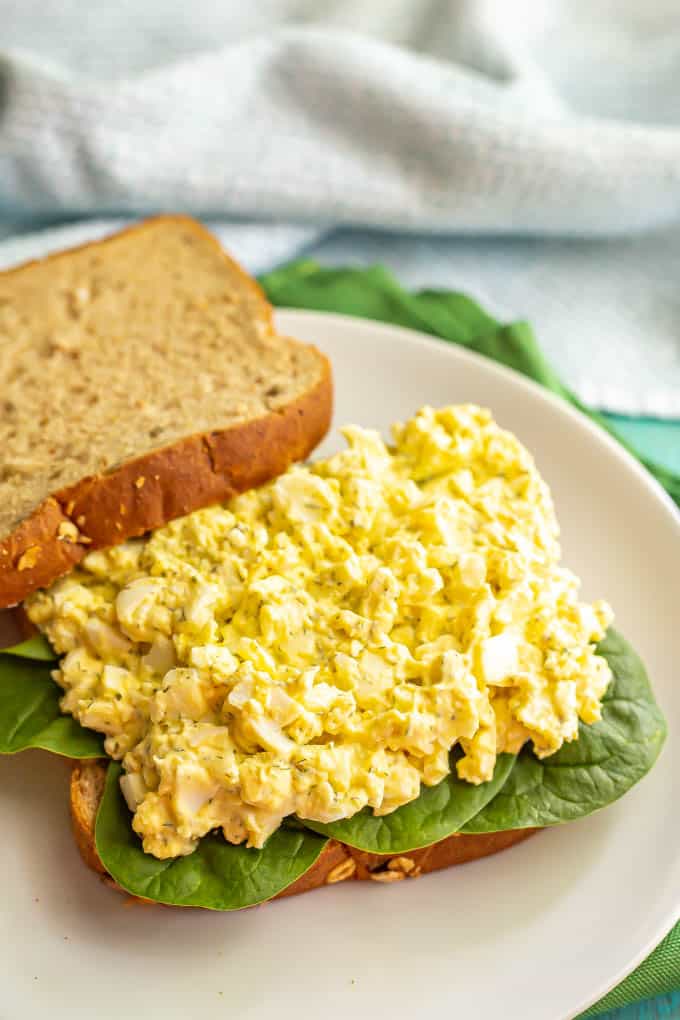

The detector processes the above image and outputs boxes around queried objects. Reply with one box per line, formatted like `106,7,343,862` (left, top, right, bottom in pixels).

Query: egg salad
26,406,613,859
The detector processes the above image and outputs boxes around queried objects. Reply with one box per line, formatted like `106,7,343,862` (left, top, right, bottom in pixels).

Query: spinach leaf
96,763,329,910
300,750,516,853
462,629,667,833
4,634,57,661
0,654,103,758
0,619,667,902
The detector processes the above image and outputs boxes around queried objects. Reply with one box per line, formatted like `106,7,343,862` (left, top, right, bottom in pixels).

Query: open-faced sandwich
0,218,666,911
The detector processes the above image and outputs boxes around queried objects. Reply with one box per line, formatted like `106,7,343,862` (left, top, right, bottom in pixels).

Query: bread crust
0,215,274,325
0,216,333,608
70,761,537,908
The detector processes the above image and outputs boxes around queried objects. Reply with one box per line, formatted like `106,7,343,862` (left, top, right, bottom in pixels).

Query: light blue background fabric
2,1,680,416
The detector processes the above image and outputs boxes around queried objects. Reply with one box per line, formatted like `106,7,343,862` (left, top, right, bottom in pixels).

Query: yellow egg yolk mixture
26,406,613,858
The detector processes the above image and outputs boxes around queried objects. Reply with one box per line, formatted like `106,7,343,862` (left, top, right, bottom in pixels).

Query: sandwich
0,218,666,911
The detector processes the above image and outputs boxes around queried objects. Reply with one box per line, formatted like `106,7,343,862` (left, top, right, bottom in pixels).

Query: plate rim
277,307,680,1018
277,308,680,535
1,307,677,1020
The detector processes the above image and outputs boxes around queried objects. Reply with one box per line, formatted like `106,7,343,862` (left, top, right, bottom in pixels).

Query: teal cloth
603,417,680,476
259,261,680,1019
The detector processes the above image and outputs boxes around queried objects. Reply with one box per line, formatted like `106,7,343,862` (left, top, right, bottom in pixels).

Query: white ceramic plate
2,309,679,1020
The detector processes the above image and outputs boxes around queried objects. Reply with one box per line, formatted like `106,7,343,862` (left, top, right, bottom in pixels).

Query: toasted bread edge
0,215,332,608
70,760,537,908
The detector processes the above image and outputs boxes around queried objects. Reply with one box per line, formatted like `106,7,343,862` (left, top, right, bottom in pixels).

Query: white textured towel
2,0,680,415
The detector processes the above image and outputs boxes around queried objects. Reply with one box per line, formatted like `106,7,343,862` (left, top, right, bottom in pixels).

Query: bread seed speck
17,546,40,570
387,856,416,874
57,521,79,543
326,859,357,884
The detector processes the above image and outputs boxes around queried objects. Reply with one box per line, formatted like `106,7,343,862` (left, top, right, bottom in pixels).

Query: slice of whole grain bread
0,216,332,608
70,760,537,907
